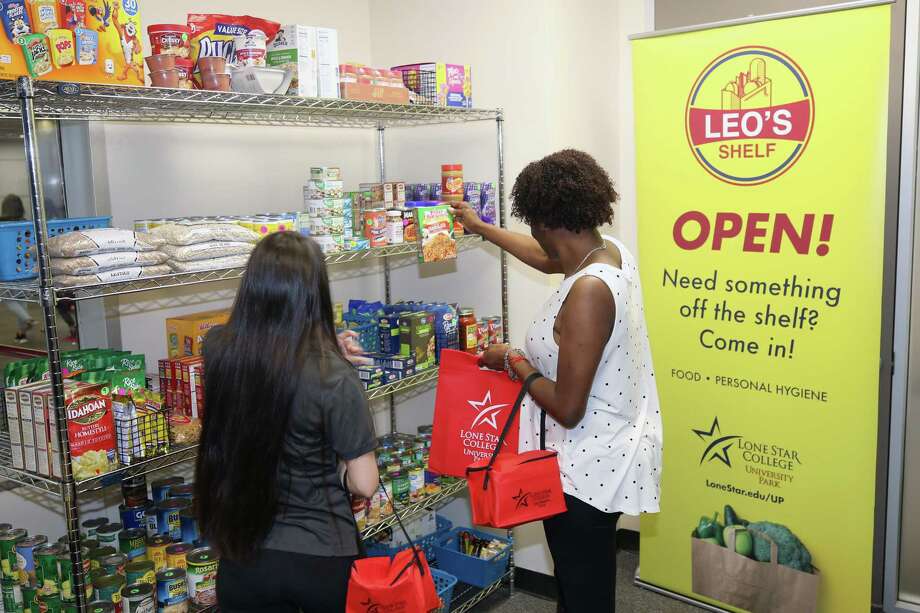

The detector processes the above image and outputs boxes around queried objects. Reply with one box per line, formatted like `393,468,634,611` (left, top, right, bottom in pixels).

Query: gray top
263,355,376,557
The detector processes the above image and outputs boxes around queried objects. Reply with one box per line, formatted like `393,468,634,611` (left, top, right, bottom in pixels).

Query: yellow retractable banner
633,5,890,613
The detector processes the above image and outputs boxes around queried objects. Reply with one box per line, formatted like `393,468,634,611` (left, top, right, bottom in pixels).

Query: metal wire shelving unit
0,77,510,612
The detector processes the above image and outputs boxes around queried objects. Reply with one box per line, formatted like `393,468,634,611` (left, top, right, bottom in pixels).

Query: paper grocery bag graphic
691,530,820,613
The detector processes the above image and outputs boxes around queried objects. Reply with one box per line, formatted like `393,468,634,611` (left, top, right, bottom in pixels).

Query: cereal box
414,205,457,263
267,25,318,97
58,383,117,481
165,309,229,358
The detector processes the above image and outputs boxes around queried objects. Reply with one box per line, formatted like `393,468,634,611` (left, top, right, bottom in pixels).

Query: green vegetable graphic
747,521,814,573
697,512,720,540
724,504,747,527
727,526,754,557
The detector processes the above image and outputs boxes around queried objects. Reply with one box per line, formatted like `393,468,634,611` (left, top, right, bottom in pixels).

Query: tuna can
124,560,155,586
101,553,127,577
81,519,107,539
95,525,120,549
164,544,191,571
15,535,48,584
145,536,169,572
2,579,23,612
88,547,116,571
118,530,147,562
92,573,125,609
178,509,198,546
148,500,188,542
155,568,187,610
1,528,28,582
87,601,115,613
121,477,148,508
119,502,151,532
150,478,184,504
21,583,37,611
185,547,218,608
121,582,155,613
166,484,193,501
34,544,64,596
36,592,60,612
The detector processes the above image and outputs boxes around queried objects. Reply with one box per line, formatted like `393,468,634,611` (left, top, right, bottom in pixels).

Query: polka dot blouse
518,236,663,516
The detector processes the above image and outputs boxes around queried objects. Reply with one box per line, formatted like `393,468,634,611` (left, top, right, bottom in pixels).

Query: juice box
267,25,318,97
165,309,229,358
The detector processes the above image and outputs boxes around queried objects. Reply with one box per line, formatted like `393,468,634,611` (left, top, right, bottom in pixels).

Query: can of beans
124,560,155,586
101,553,127,577
155,568,187,610
165,544,191,571
118,502,150,533
186,547,218,608
121,477,148,508
81,519,107,539
118,530,147,562
35,544,64,596
150,478,184,504
121,582,155,613
1,528,27,581
92,573,125,609
147,500,188,542
145,536,169,572
179,509,198,547
15,535,48,584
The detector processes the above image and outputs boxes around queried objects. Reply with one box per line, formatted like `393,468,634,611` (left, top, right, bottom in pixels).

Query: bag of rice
54,265,172,288
47,229,165,258
151,223,260,246
168,254,251,273
161,241,255,262
52,251,168,276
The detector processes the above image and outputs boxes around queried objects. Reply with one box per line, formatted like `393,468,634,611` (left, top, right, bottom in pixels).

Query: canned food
124,560,155,586
364,209,388,247
101,553,127,576
0,524,10,532
82,539,100,554
155,568,187,610
408,464,424,502
121,477,148,508
147,500,188,542
166,484,193,501
186,547,217,608
87,601,116,613
150,478,184,504
1,529,27,582
95,525,120,548
2,579,23,613
21,583,37,612
92,573,125,610
178,509,198,546
36,592,60,612
56,551,91,603
145,536,169,572
62,605,78,613
165,544,192,571
89,547,116,571
121,582,155,613
81,519,107,539
391,471,410,505
15,535,48,584
119,502,150,532
35,544,64,596
118,530,147,562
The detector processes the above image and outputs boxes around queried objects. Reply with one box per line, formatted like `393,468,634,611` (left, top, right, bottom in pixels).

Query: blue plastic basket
348,320,380,354
431,568,458,613
432,527,511,589
0,216,111,281
365,516,452,562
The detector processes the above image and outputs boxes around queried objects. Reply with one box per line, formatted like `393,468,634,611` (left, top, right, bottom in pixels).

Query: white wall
0,139,28,209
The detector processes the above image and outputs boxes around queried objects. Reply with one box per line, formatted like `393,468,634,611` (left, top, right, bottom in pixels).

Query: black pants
217,548,356,613
543,494,622,613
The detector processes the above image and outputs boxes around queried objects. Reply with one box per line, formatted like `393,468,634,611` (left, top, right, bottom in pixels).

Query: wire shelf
0,80,501,128
361,478,467,541
367,367,439,401
450,571,512,613
0,235,484,303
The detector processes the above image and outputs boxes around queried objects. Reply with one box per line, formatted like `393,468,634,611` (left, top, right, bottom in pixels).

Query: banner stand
634,573,733,613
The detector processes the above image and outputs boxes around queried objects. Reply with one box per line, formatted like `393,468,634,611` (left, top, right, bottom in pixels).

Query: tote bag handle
376,477,431,585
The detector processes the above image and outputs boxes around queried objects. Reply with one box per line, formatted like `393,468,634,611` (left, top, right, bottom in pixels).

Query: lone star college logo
694,417,741,468
512,488,530,510
686,46,815,185
469,391,509,430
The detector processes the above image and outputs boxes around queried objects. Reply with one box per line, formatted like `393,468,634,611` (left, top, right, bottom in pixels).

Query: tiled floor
478,550,700,613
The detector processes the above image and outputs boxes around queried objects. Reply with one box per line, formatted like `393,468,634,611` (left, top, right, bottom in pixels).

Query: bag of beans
47,229,165,258
52,251,168,276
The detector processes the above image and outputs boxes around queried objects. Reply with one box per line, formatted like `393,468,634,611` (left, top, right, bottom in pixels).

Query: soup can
166,484,193,501
124,560,155,586
2,580,23,612
34,544,64,596
186,547,218,608
118,530,147,562
150,478,184,504
145,536,169,572
95,525,120,548
92,573,125,609
101,553,127,577
165,544,191,571
15,535,48,584
81,519,107,539
119,502,151,532
121,582,155,613
87,601,116,613
121,477,148,508
1,528,28,581
88,547,116,571
155,568,187,610
178,509,198,548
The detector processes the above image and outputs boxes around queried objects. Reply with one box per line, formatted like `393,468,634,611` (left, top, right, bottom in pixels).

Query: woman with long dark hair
452,150,663,612
195,232,379,612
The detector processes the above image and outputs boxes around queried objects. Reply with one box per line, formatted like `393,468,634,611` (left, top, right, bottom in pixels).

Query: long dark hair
195,232,341,561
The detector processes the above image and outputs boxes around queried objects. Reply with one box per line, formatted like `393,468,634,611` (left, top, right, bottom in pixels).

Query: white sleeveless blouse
519,236,663,515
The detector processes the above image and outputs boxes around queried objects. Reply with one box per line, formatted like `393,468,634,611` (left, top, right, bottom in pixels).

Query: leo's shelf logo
685,46,814,186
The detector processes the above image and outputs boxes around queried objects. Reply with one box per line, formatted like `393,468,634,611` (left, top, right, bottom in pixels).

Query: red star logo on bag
469,391,509,430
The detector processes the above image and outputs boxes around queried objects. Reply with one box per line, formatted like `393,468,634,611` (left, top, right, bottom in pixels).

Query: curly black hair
511,149,618,232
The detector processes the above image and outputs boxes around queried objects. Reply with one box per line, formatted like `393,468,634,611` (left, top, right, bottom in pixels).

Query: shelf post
378,124,398,435
17,76,88,609
497,112,509,343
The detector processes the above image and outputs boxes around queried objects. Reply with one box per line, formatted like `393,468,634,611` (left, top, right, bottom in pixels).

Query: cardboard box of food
267,24,318,97
52,383,117,481
165,309,230,359
340,82,409,105
400,312,435,371
316,27,339,98
392,62,472,108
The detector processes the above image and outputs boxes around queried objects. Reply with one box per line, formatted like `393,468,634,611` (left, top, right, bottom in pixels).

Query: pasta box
400,312,435,372
48,383,117,481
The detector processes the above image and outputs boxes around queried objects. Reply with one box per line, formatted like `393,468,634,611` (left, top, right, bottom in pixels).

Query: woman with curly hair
451,149,663,612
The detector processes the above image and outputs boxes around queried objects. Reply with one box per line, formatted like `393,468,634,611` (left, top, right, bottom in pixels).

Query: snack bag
187,13,280,74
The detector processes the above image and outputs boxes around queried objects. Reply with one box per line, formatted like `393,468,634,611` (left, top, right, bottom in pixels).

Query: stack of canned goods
0,473,219,612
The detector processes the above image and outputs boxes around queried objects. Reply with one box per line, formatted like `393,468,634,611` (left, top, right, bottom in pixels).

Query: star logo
512,488,530,510
468,390,509,430
693,417,741,468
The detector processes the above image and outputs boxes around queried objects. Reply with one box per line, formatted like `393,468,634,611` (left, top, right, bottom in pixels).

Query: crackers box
266,24,318,97
165,309,229,358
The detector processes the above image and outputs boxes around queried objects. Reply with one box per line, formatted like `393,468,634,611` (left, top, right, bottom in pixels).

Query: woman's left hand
338,330,373,366
479,344,510,371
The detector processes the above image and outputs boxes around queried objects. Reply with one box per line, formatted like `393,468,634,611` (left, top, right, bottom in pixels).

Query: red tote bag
466,373,567,529
429,350,522,478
